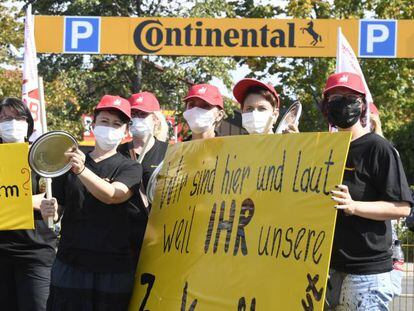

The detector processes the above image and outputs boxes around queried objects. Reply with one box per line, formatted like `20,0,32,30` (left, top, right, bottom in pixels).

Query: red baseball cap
323,72,366,96
370,103,379,115
184,84,223,109
95,95,131,120
129,92,160,112
233,78,280,108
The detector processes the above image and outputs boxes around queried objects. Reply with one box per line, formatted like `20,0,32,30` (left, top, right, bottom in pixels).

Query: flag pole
38,76,55,228
335,27,342,73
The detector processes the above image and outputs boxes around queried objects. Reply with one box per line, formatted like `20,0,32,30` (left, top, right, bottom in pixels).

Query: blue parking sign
64,17,101,53
359,20,397,58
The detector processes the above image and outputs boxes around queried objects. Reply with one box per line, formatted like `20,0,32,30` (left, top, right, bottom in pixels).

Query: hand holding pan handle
28,131,78,228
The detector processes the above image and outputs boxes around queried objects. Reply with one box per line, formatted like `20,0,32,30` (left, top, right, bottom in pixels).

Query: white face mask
93,125,125,151
130,117,153,138
0,120,28,143
183,107,216,134
242,111,274,134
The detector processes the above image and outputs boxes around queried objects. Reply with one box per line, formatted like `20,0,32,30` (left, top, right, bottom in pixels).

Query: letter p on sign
64,17,101,53
359,20,397,58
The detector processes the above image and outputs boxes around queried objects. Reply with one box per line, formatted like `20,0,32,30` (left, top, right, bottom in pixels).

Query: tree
0,69,21,98
0,1,24,98
231,0,414,183
1,0,412,182
0,1,23,66
30,0,238,125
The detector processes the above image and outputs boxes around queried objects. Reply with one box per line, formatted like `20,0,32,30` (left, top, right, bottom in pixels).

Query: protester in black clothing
40,95,142,311
118,92,168,264
119,91,168,189
0,97,57,311
183,84,225,140
321,72,413,310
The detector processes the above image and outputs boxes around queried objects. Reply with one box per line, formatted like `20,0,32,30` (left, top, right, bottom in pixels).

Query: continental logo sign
34,17,414,58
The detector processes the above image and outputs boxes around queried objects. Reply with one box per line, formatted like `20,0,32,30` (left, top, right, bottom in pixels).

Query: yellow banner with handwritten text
129,132,351,310
0,143,34,230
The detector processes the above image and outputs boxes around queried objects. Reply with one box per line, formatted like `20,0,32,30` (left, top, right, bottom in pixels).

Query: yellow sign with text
129,132,351,310
0,143,34,230
34,17,414,58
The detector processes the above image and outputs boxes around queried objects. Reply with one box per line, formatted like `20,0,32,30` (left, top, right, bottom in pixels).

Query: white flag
335,27,371,127
22,4,42,141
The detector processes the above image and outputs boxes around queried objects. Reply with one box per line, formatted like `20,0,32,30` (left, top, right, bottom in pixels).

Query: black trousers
47,259,135,311
0,257,52,311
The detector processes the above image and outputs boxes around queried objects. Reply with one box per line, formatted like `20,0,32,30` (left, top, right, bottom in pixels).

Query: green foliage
233,0,414,182
0,69,21,97
29,0,238,130
398,227,414,262
42,72,84,139
0,0,412,182
393,120,414,184
0,1,23,65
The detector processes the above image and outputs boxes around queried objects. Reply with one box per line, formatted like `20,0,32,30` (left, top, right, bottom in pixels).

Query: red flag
22,4,42,141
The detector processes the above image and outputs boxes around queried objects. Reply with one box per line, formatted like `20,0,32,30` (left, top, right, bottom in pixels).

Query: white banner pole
38,76,54,228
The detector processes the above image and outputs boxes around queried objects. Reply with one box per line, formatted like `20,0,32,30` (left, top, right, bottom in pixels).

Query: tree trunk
134,55,143,92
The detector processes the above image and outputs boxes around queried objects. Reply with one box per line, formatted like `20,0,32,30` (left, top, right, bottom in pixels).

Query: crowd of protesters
0,71,413,311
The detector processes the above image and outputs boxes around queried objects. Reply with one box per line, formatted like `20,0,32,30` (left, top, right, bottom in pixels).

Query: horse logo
300,21,322,46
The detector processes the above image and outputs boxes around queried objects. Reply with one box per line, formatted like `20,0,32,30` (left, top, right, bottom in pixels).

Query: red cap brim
323,85,365,96
95,107,131,120
183,94,223,108
131,106,160,113
233,79,279,107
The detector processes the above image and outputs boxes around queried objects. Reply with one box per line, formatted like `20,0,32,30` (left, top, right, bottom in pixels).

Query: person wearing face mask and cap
321,72,413,311
183,83,225,140
233,78,299,134
40,95,143,310
0,97,58,311
119,91,168,190
118,92,168,264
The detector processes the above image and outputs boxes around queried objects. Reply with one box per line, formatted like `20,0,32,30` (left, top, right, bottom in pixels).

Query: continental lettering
133,20,297,53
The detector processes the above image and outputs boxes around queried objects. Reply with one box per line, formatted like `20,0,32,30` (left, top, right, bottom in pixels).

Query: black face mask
327,96,362,129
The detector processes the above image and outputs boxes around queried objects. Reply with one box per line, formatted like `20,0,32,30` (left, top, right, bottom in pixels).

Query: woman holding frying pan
40,95,142,310
0,97,57,311
232,78,299,134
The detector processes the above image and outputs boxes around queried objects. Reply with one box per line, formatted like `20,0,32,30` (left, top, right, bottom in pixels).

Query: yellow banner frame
35,17,414,58
0,143,34,230
129,132,351,310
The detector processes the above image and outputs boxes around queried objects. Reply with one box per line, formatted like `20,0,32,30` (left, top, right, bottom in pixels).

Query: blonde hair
153,111,169,142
